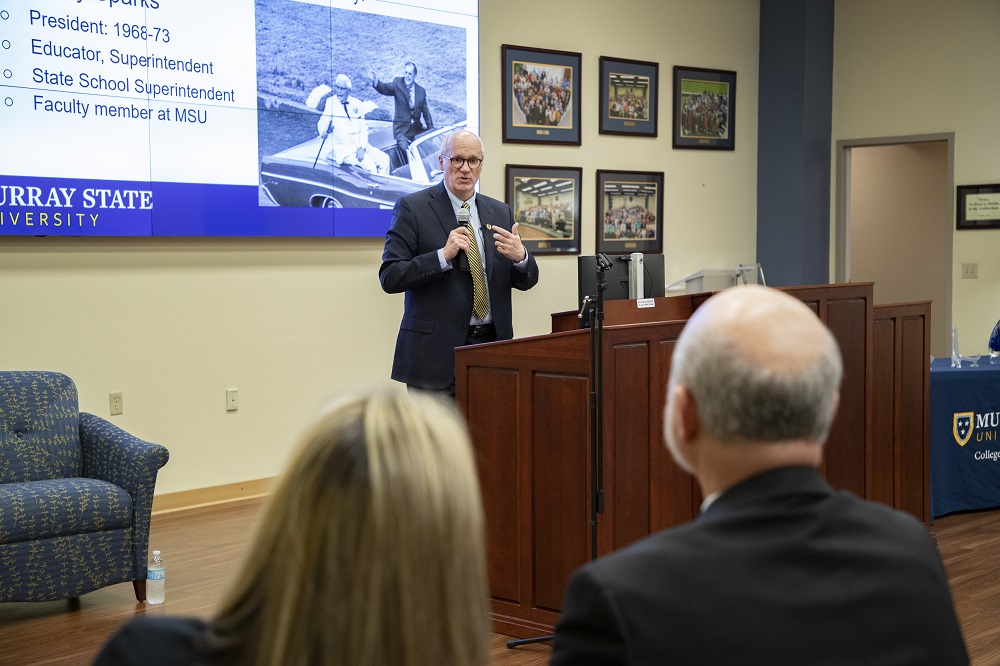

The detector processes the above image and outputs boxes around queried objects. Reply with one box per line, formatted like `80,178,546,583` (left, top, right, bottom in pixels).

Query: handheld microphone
456,207,471,271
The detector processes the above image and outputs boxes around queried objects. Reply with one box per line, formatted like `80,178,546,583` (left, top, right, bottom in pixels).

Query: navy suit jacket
374,77,433,141
550,466,969,666
379,183,539,389
95,616,214,665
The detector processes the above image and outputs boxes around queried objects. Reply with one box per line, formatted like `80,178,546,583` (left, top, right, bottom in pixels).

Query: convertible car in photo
260,121,465,209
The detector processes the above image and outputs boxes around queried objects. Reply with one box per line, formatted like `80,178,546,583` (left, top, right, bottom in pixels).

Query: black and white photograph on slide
255,0,469,210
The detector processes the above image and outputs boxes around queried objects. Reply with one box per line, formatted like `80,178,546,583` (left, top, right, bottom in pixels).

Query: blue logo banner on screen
151,182,335,237
0,175,153,236
335,209,392,238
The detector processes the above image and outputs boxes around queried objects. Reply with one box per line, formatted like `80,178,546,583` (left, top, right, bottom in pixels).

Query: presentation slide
0,0,478,237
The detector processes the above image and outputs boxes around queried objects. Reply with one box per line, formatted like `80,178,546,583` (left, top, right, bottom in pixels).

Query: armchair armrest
80,413,169,492
79,412,169,579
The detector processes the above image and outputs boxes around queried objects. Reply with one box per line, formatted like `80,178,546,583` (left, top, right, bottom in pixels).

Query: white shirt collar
700,489,724,513
444,186,476,214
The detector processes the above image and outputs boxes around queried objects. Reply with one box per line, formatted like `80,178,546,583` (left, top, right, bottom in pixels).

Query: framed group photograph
599,56,659,137
596,169,664,254
506,165,582,255
502,45,582,145
672,65,736,150
956,184,1000,230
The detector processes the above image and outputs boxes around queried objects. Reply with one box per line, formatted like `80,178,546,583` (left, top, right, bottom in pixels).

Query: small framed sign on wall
957,184,1000,230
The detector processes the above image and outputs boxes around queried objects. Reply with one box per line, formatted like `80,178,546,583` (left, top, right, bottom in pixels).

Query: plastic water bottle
147,550,165,604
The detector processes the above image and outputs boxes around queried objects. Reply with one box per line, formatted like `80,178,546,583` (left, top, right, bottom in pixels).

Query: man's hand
442,226,472,262
493,222,527,262
356,146,367,161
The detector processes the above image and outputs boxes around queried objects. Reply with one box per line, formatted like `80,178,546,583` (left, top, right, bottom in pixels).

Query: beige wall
16,0,1000,496
848,141,951,355
832,0,1000,349
0,0,761,495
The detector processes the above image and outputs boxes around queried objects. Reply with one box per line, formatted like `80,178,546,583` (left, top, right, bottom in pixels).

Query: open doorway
836,134,954,357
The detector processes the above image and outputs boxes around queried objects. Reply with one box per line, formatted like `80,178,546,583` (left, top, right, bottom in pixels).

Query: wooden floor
1,498,998,665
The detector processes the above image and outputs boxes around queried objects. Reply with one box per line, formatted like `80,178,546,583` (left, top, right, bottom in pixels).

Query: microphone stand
506,254,609,650
590,254,610,559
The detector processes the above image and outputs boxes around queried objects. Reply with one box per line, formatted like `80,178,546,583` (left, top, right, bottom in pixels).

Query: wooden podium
455,283,930,638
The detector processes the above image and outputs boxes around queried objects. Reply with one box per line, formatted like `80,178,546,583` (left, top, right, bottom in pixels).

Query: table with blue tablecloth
931,357,1000,517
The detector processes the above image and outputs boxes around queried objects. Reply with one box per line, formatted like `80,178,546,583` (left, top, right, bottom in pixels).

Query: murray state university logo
954,412,974,446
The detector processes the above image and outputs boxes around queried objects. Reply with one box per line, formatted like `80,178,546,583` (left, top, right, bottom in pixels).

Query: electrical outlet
109,391,123,416
226,388,239,412
962,263,979,279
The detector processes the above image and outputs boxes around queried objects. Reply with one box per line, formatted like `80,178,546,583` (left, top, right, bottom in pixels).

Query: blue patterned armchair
0,371,169,602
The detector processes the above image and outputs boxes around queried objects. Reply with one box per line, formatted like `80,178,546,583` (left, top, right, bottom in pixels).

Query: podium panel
457,283,930,638
460,331,590,635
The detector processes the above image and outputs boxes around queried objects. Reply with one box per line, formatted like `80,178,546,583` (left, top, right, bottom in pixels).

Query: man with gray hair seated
550,285,968,665
316,73,390,175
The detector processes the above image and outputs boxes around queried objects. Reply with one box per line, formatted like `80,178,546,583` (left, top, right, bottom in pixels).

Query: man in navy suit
550,285,968,665
370,62,434,153
379,130,539,395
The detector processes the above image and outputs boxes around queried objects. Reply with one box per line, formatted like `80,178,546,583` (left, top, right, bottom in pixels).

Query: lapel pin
485,223,493,231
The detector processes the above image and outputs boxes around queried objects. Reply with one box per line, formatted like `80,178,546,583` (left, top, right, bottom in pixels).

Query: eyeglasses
333,85,349,93
443,155,483,169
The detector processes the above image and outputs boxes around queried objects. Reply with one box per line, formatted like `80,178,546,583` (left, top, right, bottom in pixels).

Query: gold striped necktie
463,201,490,321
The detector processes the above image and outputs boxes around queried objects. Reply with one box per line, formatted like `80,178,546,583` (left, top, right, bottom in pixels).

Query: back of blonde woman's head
212,389,490,666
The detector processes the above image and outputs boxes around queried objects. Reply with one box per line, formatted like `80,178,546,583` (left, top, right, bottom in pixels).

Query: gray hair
334,73,352,90
672,324,843,443
440,129,485,158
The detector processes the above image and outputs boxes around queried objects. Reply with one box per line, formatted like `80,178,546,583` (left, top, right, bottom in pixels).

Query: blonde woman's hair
208,389,490,666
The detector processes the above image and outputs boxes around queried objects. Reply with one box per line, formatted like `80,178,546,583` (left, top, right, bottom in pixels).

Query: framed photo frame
599,56,659,137
956,184,1000,230
672,65,736,150
506,164,582,255
502,44,582,145
596,169,664,254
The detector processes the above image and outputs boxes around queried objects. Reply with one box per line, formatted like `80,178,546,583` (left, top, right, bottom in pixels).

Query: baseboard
151,478,274,514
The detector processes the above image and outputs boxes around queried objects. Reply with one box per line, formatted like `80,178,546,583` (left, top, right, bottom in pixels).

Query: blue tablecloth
930,357,1000,517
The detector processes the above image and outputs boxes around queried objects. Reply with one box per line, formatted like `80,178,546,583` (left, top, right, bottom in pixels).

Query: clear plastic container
146,550,165,604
